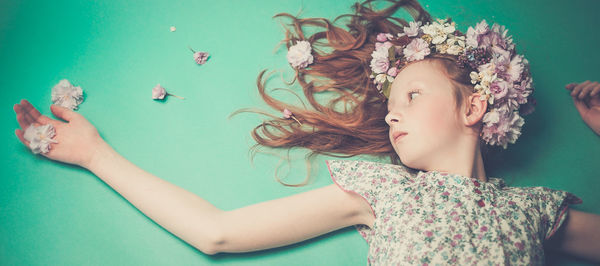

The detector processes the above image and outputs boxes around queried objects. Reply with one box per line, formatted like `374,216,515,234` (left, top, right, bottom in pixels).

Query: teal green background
2,0,599,265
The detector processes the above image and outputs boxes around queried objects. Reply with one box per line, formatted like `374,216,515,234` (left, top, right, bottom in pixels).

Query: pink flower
283,108,293,118
188,46,209,65
152,84,167,100
425,231,433,237
403,21,421,37
376,33,389,42
387,67,398,77
403,38,430,61
283,108,302,125
490,80,509,100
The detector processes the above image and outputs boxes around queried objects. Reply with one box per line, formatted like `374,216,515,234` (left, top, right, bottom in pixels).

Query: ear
463,93,488,126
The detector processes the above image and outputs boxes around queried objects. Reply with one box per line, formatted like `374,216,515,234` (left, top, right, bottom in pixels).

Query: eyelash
408,89,420,101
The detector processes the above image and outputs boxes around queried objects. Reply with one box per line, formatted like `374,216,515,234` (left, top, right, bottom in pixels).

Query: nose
385,111,400,126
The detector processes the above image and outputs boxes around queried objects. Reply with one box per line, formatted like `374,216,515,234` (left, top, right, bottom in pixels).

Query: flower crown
369,19,536,149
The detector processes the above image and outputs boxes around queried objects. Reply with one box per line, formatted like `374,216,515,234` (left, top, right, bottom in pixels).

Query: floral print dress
326,160,582,266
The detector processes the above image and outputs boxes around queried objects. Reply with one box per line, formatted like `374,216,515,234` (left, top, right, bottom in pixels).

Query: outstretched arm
546,209,600,262
13,99,373,255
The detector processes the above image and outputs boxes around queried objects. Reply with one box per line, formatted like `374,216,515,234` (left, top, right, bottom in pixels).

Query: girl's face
385,60,466,171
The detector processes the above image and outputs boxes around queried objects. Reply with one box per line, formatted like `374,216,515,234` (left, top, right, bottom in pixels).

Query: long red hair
231,0,497,186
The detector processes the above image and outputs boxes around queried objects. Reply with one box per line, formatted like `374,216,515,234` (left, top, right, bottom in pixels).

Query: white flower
51,79,84,110
403,21,422,37
466,20,489,48
506,54,524,82
422,20,455,44
444,35,465,55
287,40,314,69
24,124,59,154
403,38,431,61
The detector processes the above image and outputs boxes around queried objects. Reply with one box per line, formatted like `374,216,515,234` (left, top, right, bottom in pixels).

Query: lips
392,131,408,142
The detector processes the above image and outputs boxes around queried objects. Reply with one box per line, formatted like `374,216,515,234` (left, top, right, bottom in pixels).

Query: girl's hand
13,99,105,168
566,81,600,136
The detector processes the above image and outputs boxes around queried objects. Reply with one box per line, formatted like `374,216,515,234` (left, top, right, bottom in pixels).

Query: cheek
421,100,459,133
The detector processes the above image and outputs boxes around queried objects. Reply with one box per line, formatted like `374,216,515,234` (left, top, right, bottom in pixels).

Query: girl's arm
87,142,373,254
546,209,600,262
14,100,373,255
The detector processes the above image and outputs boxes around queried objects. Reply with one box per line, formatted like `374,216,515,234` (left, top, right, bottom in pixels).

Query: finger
578,81,597,100
591,83,600,97
21,99,54,124
572,94,589,117
571,80,589,98
16,113,35,131
565,83,577,91
50,104,79,122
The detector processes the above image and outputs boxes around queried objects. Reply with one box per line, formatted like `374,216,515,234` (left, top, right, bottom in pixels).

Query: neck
426,138,488,182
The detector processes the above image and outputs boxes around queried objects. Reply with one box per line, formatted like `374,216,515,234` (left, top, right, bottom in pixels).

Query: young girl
12,0,600,264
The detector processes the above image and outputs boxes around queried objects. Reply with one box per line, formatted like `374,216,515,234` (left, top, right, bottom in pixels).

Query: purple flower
481,106,524,149
193,52,210,65
489,80,509,100
403,38,430,61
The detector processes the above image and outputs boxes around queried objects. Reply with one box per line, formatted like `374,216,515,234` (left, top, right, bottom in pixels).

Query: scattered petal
24,124,59,154
51,79,84,110
170,26,176,32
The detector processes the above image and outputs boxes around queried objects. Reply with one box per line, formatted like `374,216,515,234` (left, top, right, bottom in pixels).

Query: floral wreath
369,19,536,149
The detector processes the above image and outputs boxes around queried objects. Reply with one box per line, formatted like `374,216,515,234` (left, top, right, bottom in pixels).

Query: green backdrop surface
2,0,599,265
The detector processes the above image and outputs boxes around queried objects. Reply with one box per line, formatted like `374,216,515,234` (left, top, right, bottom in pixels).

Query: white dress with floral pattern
326,160,582,266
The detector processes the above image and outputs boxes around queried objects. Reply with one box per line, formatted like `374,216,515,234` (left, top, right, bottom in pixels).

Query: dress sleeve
534,187,583,241
325,160,415,219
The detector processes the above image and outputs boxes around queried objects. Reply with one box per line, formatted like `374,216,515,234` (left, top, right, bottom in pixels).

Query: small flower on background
287,40,314,69
188,46,210,65
170,26,176,32
193,52,209,64
152,84,167,100
282,108,302,125
152,84,184,100
24,124,59,154
51,79,84,110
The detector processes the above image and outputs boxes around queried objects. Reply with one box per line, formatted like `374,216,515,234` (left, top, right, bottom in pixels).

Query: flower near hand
188,46,210,65
287,40,314,69
152,84,184,100
51,79,84,110
283,108,302,125
23,124,59,154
